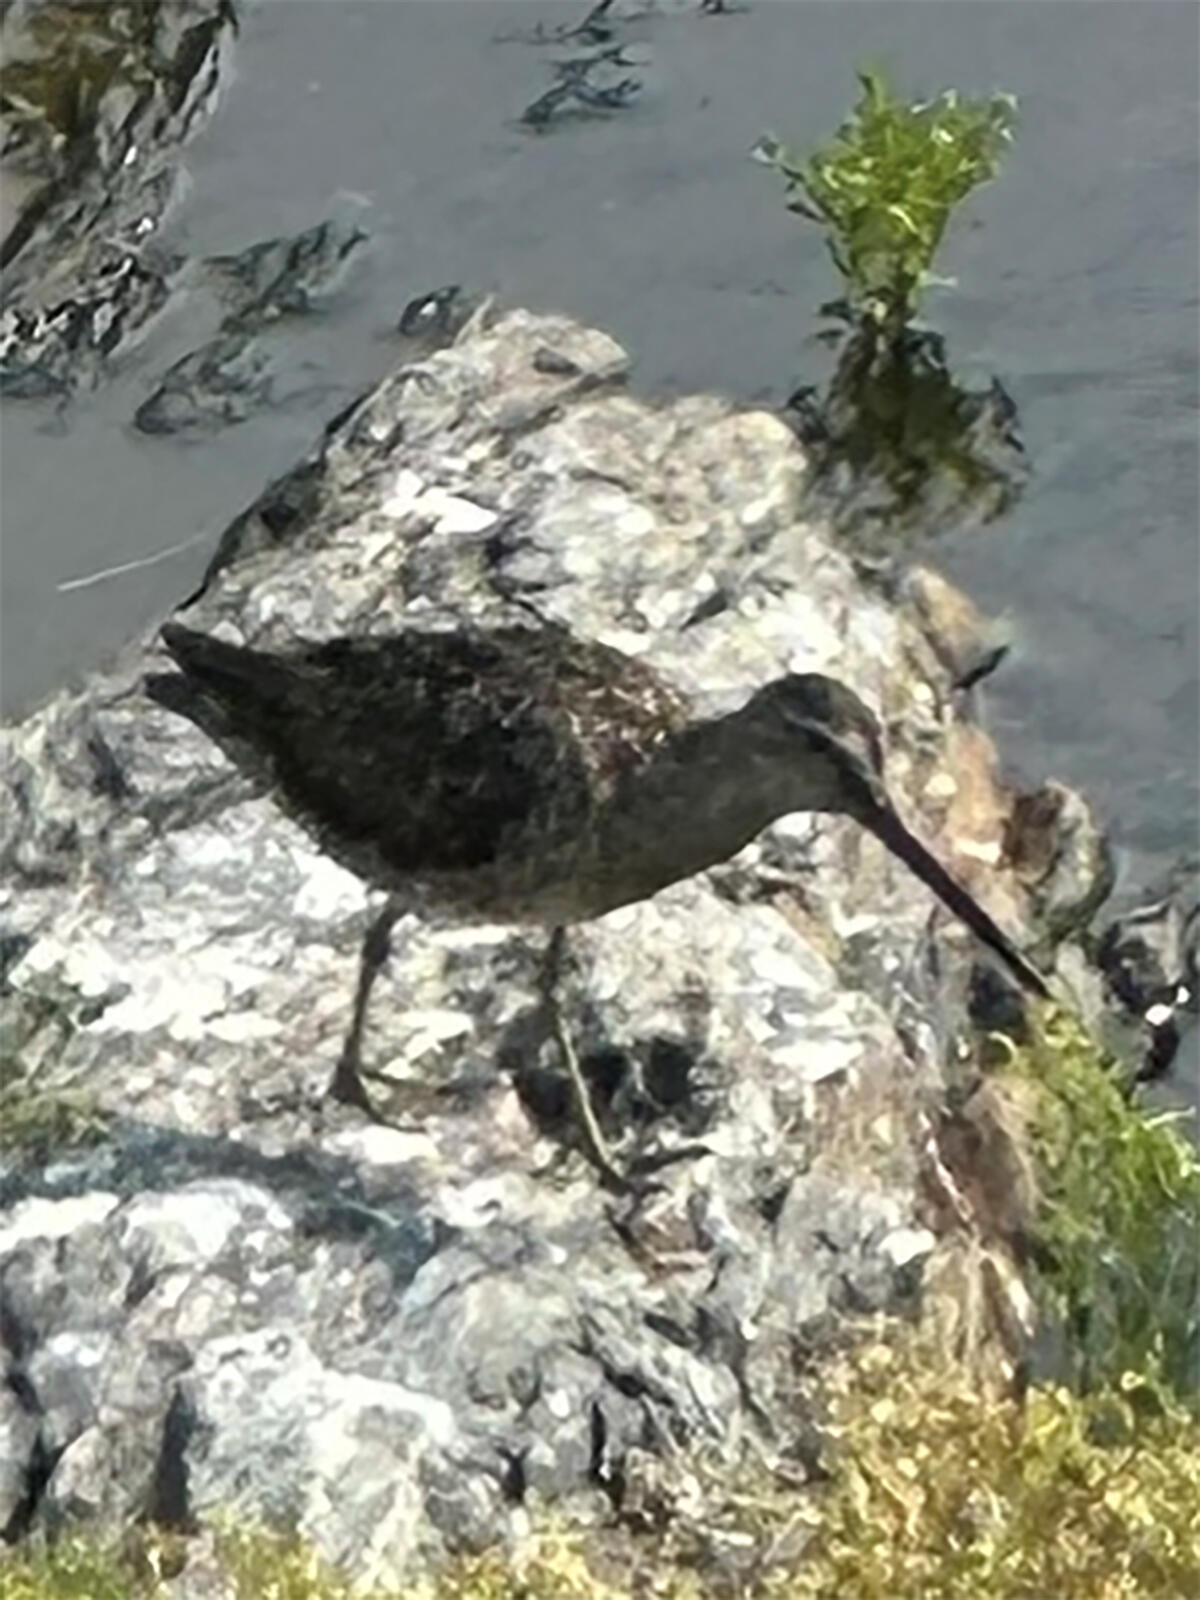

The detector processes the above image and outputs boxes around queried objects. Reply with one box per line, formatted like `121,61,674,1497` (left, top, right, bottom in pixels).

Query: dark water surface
3,1,1197,899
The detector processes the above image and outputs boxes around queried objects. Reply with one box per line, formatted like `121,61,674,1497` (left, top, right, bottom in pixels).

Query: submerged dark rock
0,0,235,397
134,218,370,436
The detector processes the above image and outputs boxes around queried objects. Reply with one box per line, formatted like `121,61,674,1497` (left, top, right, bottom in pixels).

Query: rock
199,219,369,324
1002,780,1115,944
1094,854,1199,1081
937,1077,1039,1254
133,328,277,436
0,304,1055,1586
894,565,1012,692
0,1379,39,1536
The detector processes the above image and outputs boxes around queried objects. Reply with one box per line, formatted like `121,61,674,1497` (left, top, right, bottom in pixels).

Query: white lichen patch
291,849,369,922
380,468,425,518
43,1329,109,1369
424,489,498,536
14,933,122,1000
0,1192,119,1255
770,1031,861,1084
956,838,1003,865
120,1183,284,1266
380,469,497,535
204,1010,284,1044
324,1123,440,1166
92,953,258,1040
387,1008,475,1064
880,1226,936,1268
924,770,959,799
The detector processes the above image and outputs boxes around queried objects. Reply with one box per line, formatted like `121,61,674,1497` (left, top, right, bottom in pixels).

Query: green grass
999,1011,1200,1401
0,986,108,1167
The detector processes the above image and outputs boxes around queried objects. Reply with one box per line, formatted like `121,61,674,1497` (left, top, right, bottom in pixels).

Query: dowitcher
148,620,1049,1187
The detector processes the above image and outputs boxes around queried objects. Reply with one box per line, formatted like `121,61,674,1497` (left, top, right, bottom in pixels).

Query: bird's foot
541,927,703,1198
547,1003,652,1196
626,1141,715,1182
539,929,655,1195
327,1051,381,1120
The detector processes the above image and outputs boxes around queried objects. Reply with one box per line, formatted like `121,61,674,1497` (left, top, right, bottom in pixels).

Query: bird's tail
158,623,299,715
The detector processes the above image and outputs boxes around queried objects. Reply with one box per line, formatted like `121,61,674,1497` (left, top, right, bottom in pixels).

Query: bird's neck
661,710,804,824
586,708,817,908
657,698,858,817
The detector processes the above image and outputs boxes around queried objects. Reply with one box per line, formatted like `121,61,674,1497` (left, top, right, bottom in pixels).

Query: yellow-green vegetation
0,1525,651,1600
0,1535,158,1600
213,1525,648,1600
0,989,109,1165
757,68,1016,332
0,1087,109,1167
775,1334,1200,1600
997,1010,1200,1400
212,1527,354,1600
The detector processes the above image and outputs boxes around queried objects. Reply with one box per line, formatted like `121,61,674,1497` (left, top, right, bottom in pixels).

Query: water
3,0,1197,898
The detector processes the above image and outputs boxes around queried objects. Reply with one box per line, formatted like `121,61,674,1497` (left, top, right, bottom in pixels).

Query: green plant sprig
757,68,1017,334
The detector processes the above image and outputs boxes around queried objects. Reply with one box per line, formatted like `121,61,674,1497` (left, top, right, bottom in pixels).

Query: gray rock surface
1095,853,1199,1088
0,304,1092,1584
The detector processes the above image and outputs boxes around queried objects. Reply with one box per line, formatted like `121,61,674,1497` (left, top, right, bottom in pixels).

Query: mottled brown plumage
148,619,1050,1186
150,623,700,923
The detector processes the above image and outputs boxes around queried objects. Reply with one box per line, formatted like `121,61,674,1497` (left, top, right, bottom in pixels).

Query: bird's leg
329,900,402,1117
541,927,633,1194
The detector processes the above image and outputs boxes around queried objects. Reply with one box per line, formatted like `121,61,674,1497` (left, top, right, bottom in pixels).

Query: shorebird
148,620,1050,1188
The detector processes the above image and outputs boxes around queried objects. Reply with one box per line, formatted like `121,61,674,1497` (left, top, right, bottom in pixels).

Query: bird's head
740,673,890,820
732,671,1053,1002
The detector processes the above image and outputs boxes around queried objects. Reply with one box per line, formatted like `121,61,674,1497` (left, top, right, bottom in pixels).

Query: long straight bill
865,805,1052,1000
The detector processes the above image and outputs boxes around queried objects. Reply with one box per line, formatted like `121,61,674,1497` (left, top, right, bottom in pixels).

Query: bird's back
154,623,693,902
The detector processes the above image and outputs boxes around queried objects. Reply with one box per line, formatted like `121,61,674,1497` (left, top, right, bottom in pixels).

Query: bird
146,619,1051,1189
